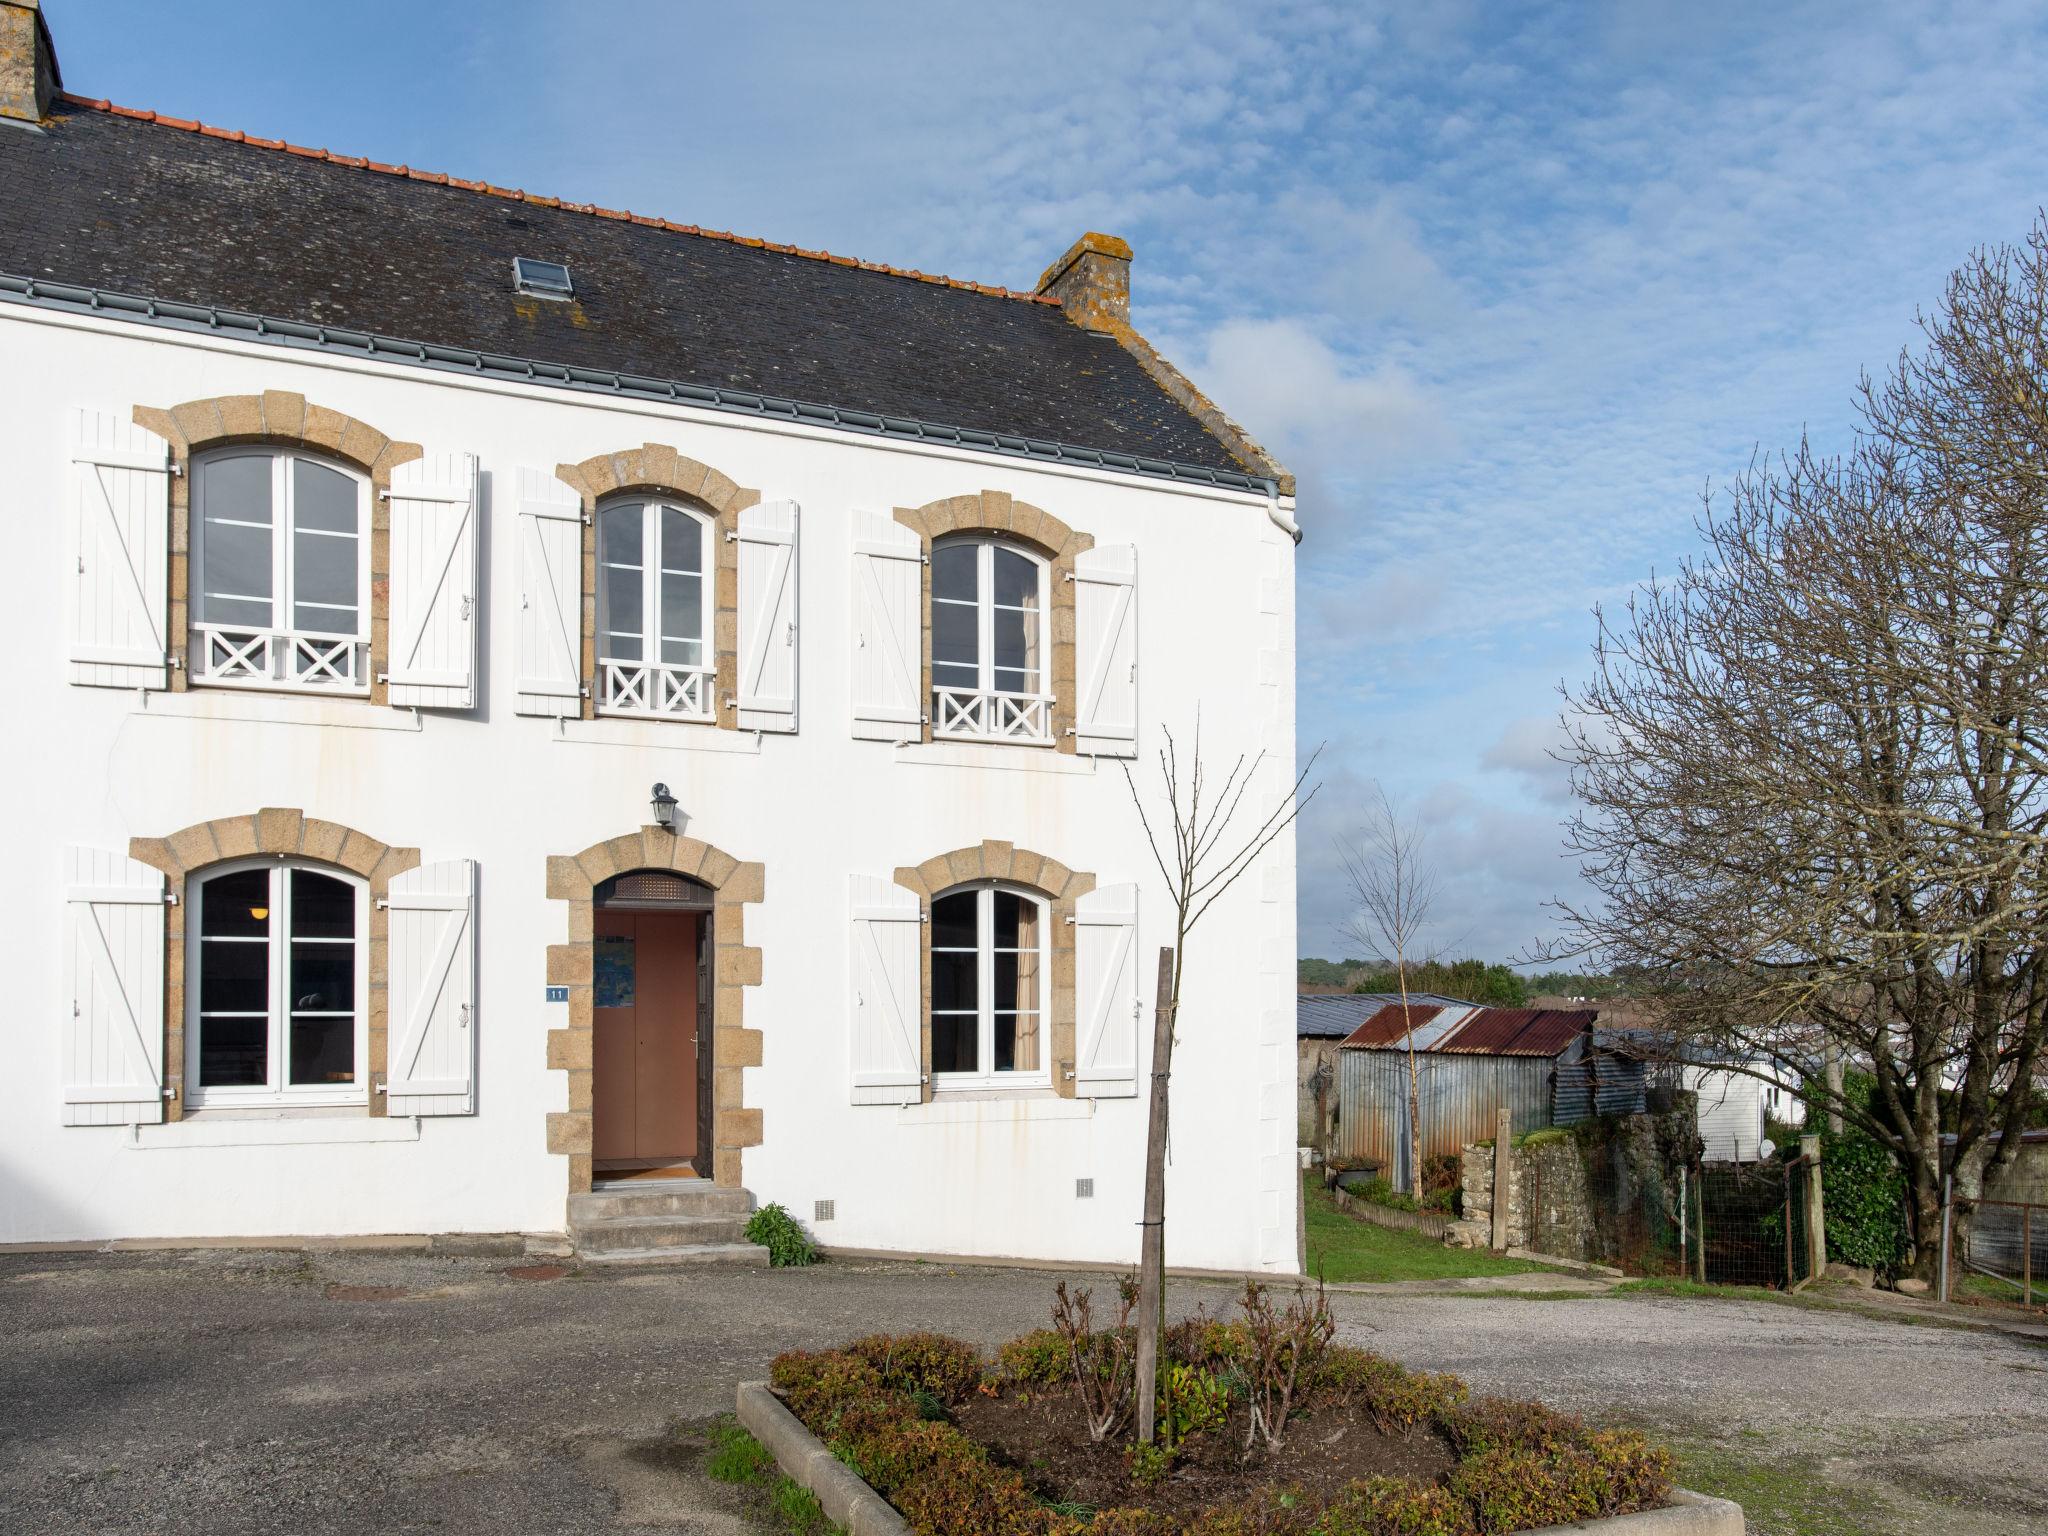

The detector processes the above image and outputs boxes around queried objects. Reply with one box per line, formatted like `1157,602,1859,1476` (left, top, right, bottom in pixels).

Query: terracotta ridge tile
54,92,1063,308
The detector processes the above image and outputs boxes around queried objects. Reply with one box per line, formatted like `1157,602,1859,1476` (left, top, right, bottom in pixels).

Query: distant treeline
1296,957,1630,1005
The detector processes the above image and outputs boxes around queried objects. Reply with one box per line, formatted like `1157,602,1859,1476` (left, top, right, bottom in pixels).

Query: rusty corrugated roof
1435,1008,1597,1056
1337,1003,1444,1049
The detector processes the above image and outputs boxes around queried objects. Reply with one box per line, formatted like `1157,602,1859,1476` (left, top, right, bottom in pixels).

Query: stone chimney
1036,232,1133,333
0,1,59,129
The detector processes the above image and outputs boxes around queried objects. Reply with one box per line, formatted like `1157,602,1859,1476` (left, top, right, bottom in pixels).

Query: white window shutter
62,846,166,1126
386,452,481,710
385,859,478,1116
1074,543,1138,757
1074,882,1139,1098
850,511,923,741
514,468,585,717
68,409,171,690
849,875,922,1104
736,499,800,732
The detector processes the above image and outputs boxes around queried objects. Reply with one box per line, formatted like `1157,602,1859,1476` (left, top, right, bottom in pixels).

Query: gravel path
3,1248,2043,1535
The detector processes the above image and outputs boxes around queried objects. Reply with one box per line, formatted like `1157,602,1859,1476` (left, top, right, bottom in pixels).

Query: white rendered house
0,3,1301,1270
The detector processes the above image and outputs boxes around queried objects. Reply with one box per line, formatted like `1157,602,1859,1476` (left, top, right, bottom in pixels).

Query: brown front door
592,908,700,1168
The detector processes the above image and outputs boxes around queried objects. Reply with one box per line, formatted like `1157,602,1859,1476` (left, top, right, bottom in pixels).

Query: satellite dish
1759,1137,1777,1161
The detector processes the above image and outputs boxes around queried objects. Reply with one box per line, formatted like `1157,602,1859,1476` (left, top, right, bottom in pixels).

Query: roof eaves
0,272,1278,495
63,94,1063,308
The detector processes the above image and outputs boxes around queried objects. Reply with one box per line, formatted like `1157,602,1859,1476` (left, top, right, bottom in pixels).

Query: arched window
929,882,1048,1087
187,860,368,1107
931,537,1050,742
597,497,714,720
191,449,370,691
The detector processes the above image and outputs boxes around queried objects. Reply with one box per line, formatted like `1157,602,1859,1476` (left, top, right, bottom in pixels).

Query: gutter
0,272,1279,498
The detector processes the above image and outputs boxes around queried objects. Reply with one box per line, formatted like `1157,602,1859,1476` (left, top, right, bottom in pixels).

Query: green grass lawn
1302,1174,1559,1283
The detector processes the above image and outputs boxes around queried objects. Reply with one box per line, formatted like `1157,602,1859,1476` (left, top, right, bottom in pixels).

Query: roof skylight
512,257,574,300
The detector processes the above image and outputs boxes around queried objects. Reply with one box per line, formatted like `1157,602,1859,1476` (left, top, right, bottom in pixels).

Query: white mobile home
0,3,1300,1270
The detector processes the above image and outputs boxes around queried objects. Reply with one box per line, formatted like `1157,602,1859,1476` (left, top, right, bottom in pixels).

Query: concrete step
579,1241,771,1268
570,1183,753,1225
572,1212,752,1255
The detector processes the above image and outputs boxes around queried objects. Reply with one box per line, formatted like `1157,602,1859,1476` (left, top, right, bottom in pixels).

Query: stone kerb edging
736,1382,909,1536
735,1382,1743,1536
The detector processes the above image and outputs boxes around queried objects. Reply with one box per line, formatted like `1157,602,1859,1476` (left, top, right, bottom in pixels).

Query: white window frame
929,880,1051,1092
931,537,1053,744
595,497,716,722
189,448,372,695
185,858,371,1110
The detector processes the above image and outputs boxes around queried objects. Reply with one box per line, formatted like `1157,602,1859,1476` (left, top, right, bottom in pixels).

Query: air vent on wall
814,1199,836,1223
1075,1178,1094,1199
512,256,574,300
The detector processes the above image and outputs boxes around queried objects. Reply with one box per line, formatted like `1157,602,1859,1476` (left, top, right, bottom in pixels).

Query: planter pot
733,1382,1744,1536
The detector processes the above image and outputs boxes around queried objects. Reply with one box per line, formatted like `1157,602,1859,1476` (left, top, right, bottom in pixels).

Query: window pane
660,570,704,653
931,892,978,950
292,459,357,534
933,602,978,669
293,527,357,631
993,890,1038,949
603,561,643,657
202,869,271,939
199,1016,267,1086
932,949,978,1013
291,871,354,939
201,456,273,525
660,507,702,574
932,1015,978,1073
199,519,272,625
996,1012,1040,1073
290,942,355,1015
992,548,1039,609
601,503,644,560
933,543,978,603
199,931,269,1014
992,605,1039,685
288,1016,356,1086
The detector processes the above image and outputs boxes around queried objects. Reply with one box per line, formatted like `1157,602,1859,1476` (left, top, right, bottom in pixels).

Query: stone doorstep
735,1382,1746,1536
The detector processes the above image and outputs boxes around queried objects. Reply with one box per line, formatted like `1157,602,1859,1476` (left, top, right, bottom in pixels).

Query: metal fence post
2025,1204,2033,1309
1938,1173,1953,1305
1801,1133,1825,1282
1679,1165,1688,1276
1693,1164,1708,1283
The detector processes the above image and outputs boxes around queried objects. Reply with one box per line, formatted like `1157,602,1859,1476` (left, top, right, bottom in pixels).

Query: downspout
1265,481,1302,544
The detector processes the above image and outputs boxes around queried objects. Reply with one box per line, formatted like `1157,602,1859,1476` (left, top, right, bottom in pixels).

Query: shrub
1065,1510,1177,1536
1816,1129,1910,1275
1447,1432,1673,1534
847,1332,984,1403
1180,1490,1315,1535
831,1416,962,1497
891,1430,1044,1536
1579,1429,1675,1515
770,1348,883,1425
1316,1349,1468,1436
1314,1477,1477,1536
1159,1361,1231,1446
1051,1278,1139,1443
1439,1395,1583,1458
1126,1439,1176,1486
1166,1312,1253,1370
1357,1176,1419,1213
745,1202,818,1267
1240,1280,1336,1452
996,1327,1070,1387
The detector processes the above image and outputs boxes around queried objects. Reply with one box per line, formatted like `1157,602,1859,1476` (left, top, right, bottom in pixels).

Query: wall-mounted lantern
651,782,679,834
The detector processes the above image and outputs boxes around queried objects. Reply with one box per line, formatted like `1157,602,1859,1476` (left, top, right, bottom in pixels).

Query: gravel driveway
3,1248,2043,1535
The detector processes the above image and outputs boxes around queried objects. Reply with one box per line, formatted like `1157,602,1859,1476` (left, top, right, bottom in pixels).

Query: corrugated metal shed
1296,993,1473,1040
1334,1047,1554,1191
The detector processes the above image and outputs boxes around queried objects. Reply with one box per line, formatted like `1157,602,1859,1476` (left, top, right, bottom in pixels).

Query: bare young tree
1340,786,1442,1197
1550,215,2048,1275
1122,717,1318,1445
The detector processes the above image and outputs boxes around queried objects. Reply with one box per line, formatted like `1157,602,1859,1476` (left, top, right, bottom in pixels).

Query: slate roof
1296,993,1473,1040
0,97,1253,478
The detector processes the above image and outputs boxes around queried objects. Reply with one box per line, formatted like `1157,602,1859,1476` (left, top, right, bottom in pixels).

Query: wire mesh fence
1946,1197,2048,1308
1527,1150,1688,1275
1692,1154,1817,1288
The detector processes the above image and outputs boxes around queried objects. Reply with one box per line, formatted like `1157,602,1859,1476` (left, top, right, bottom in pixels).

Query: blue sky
46,1,2048,967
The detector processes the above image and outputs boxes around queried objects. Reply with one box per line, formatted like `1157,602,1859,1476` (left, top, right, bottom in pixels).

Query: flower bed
762,1281,1695,1535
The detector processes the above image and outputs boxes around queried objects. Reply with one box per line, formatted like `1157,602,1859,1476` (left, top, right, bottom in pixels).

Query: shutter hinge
1062,570,1075,583
724,529,739,542
376,671,389,683
162,891,179,906
581,513,593,527
167,461,184,478
579,684,592,699
375,897,390,910
378,489,390,502
167,654,184,670
919,553,930,566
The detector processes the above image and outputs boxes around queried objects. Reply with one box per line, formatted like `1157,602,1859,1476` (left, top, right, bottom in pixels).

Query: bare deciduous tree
1550,215,2048,1276
1123,718,1318,1445
1340,786,1442,1197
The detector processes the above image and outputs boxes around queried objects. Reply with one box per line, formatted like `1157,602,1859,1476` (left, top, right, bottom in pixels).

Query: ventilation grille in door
597,870,715,909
